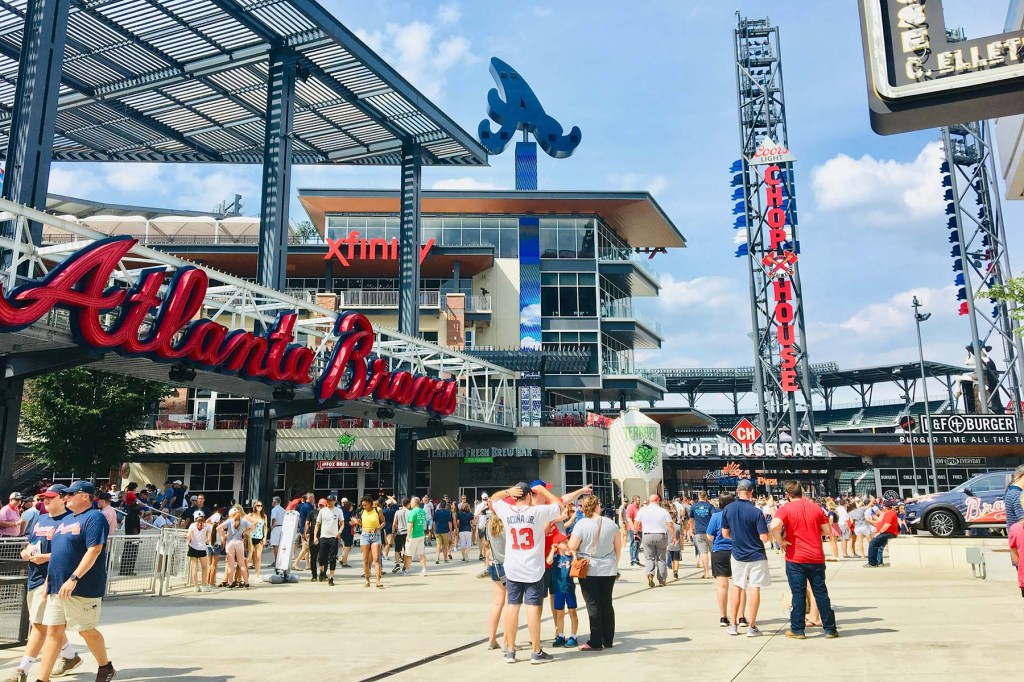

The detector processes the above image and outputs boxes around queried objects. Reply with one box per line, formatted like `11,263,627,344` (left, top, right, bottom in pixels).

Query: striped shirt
1006,485,1022,530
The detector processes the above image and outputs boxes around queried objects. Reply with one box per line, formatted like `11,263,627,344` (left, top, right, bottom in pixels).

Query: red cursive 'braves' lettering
0,236,457,416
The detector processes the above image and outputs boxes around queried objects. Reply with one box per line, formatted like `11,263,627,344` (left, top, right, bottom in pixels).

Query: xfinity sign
924,414,1018,434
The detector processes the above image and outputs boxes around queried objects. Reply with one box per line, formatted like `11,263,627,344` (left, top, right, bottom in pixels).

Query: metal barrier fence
0,538,29,648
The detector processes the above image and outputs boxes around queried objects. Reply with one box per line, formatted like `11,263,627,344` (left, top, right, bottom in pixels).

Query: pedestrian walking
848,500,871,558
359,496,385,589
339,498,355,568
1,491,26,537
485,512,507,651
269,497,285,566
667,506,682,581
391,498,409,573
635,495,672,587
3,485,82,682
721,480,770,637
491,481,591,664
38,481,115,682
691,492,715,579
567,494,621,652
433,501,453,563
405,497,428,577
456,502,474,562
769,481,839,640
217,505,252,588
623,496,640,566
306,499,324,583
246,502,267,575
706,492,747,628
315,495,343,585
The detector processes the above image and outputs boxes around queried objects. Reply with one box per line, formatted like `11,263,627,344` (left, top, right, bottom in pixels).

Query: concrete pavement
1,548,1020,681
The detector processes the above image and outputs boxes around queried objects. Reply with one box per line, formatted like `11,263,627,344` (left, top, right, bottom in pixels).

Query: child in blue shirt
546,534,579,648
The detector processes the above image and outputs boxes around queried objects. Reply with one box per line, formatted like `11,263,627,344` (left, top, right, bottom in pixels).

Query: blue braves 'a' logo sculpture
478,57,581,159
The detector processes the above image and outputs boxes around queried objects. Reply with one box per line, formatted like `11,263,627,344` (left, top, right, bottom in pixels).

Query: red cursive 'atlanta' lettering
0,236,457,416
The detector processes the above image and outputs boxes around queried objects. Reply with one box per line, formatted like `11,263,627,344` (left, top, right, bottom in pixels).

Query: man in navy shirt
690,492,715,579
39,481,115,682
433,501,453,563
721,480,770,638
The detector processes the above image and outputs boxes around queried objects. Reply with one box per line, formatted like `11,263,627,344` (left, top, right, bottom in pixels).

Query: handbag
569,518,602,579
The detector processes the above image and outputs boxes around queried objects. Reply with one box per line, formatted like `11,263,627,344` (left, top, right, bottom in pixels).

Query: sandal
218,582,229,588
805,620,822,627
376,581,384,589
363,580,370,588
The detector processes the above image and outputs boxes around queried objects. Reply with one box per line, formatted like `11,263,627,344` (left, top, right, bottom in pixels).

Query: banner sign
664,438,827,459
609,408,663,497
316,460,374,470
423,447,548,459
924,414,1017,435
760,163,799,394
294,450,392,462
0,237,458,415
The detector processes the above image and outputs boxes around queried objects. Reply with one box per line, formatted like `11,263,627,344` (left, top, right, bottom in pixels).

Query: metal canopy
466,349,592,374
0,0,487,166
650,362,969,395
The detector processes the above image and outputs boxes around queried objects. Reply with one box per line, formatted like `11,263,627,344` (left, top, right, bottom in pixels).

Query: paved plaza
2,548,1018,681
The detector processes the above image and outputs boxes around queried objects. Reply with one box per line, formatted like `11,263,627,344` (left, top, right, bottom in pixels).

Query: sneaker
392,564,401,573
565,636,578,648
863,563,877,568
3,670,26,682
503,650,516,664
328,578,334,586
194,586,202,593
785,630,807,640
53,653,82,676
719,617,729,627
647,574,654,588
746,625,762,638
673,570,679,580
530,651,553,665
487,641,501,650
318,572,326,582
435,559,440,564
726,624,739,636
824,631,840,639
94,662,116,682
738,617,749,627
552,635,567,648
420,569,427,577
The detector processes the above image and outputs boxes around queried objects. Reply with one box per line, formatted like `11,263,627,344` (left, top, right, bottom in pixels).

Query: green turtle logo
337,432,356,449
631,441,657,473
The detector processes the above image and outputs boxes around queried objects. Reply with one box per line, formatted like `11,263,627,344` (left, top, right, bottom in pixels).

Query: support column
243,49,296,509
395,144,422,500
325,259,334,293
0,0,70,503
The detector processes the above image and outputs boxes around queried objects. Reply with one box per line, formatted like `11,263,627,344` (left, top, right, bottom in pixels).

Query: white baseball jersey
491,499,561,583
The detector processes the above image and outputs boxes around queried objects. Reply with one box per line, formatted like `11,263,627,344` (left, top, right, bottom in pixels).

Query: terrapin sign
859,0,1024,134
0,236,459,415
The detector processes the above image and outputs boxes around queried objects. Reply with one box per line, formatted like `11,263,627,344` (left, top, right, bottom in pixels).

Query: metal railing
0,538,28,648
597,247,662,284
338,289,441,309
464,294,492,313
149,412,372,430
600,301,664,335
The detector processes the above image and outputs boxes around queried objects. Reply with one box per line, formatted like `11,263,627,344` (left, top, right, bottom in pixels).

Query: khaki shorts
42,595,103,632
27,585,47,624
406,536,425,559
731,558,771,589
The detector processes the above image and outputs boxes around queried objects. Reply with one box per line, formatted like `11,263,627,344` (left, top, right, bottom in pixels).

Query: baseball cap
317,498,328,507
340,497,349,504
327,494,337,501
193,510,205,519
530,479,553,490
40,484,67,499
173,480,183,485
8,491,24,500
551,532,568,545
481,492,489,500
66,481,96,496
736,479,755,493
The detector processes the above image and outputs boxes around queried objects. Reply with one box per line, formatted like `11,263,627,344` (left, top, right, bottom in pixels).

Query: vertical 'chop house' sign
749,139,799,394
0,236,459,415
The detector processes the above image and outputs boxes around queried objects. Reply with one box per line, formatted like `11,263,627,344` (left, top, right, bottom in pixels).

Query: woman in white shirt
185,511,212,592
218,505,252,589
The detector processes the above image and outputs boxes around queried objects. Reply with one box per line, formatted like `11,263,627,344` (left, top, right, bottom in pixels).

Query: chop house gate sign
0,236,458,415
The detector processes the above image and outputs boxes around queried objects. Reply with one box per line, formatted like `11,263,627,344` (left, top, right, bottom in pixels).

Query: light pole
913,296,940,494
900,396,920,496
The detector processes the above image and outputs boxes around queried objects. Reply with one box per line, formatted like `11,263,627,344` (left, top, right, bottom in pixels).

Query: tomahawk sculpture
478,57,582,159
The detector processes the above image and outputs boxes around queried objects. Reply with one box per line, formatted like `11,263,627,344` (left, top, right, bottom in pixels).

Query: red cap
317,498,328,507
551,533,568,545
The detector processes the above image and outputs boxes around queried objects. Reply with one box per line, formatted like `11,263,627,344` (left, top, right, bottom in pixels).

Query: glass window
499,229,519,258
541,287,559,317
365,460,394,498
559,287,578,317
481,227,500,250
540,226,557,258
313,469,359,500
442,227,462,246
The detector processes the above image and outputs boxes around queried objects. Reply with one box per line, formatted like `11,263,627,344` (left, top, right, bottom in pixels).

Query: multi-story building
41,189,685,505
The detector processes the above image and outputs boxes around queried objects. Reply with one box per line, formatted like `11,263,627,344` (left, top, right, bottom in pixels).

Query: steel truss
0,197,517,430
941,120,1024,420
733,15,816,446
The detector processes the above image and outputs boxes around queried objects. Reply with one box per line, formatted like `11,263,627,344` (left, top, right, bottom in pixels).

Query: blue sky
46,1,1024,408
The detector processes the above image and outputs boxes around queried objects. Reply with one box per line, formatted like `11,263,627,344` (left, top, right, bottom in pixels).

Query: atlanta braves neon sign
0,237,458,415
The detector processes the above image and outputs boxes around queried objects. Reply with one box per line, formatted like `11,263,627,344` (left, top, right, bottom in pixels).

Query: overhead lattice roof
648,362,970,395
0,0,487,166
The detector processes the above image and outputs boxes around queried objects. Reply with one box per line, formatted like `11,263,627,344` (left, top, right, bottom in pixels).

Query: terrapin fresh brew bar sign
0,237,458,414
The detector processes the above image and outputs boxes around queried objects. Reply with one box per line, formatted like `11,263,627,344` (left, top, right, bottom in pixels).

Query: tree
988,278,1024,328
21,367,174,477
293,220,321,243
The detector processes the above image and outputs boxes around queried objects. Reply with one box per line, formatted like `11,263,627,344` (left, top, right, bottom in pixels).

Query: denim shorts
552,589,577,610
506,577,546,606
489,563,507,584
360,531,382,546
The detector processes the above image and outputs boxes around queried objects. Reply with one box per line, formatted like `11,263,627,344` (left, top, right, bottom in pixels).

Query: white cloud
166,166,261,214
521,336,541,350
104,163,164,192
520,303,541,327
810,141,945,228
431,177,501,190
437,3,460,24
357,18,476,102
48,166,104,197
607,172,669,196
657,275,741,311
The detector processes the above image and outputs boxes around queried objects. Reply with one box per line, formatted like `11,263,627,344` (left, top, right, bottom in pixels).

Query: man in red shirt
769,481,838,640
624,497,640,566
866,500,900,568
